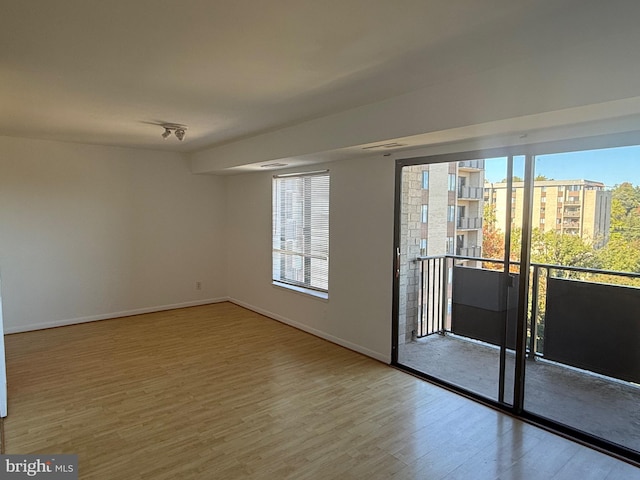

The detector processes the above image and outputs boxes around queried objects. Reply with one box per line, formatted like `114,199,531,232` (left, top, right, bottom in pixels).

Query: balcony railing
457,217,482,229
456,246,481,257
458,186,483,199
413,255,640,385
458,159,485,170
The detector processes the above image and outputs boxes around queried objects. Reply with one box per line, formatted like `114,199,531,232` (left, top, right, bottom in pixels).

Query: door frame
391,131,640,464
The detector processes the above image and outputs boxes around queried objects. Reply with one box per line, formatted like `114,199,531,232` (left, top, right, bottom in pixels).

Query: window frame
272,170,330,299
422,171,430,189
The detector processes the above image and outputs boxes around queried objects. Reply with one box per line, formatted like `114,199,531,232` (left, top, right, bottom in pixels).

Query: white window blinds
272,171,329,293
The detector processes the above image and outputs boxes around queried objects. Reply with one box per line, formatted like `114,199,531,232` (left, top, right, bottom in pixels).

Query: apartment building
419,160,485,260
484,180,611,246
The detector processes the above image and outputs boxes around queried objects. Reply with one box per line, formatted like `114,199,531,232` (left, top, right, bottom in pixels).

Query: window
420,239,428,256
272,171,329,296
447,205,455,222
422,171,429,189
446,236,455,254
448,174,456,191
421,204,429,223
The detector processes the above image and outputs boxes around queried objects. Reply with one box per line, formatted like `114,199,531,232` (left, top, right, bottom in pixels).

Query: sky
483,145,640,188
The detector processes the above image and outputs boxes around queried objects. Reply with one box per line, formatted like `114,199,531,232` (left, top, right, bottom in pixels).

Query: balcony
458,186,483,200
456,246,481,257
402,255,640,453
458,159,485,170
457,216,482,230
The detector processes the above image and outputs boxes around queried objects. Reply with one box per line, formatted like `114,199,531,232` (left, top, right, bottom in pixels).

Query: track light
160,124,187,141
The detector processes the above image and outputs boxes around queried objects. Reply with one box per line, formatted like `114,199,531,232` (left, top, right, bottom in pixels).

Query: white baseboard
4,298,229,334
228,298,390,364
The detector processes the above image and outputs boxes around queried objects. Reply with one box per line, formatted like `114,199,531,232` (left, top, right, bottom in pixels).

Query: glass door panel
524,146,640,453
395,156,524,406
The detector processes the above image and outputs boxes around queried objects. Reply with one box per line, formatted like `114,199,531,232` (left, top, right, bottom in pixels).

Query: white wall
0,137,227,333
226,155,395,362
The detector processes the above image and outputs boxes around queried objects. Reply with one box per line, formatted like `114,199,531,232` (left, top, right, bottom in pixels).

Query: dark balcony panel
451,267,518,349
545,278,640,384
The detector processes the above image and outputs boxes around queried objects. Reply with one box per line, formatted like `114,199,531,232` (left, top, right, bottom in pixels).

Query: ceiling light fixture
174,128,186,141
160,124,187,141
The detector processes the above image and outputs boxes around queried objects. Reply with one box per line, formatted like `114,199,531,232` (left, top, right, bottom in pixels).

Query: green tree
596,236,640,273
610,183,640,241
612,182,640,216
530,229,597,269
499,175,523,183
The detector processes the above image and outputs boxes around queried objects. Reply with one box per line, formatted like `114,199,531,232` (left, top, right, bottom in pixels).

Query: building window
448,174,456,191
447,205,455,222
422,171,429,189
420,239,428,256
422,204,429,223
446,237,455,254
272,171,329,296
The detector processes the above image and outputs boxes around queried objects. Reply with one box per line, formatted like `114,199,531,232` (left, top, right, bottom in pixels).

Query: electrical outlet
195,281,202,290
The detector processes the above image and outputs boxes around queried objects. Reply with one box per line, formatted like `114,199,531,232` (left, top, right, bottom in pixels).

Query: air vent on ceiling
362,142,407,150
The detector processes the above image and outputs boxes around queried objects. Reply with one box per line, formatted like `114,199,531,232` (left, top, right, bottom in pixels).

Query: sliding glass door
393,154,527,407
523,146,640,455
392,137,640,462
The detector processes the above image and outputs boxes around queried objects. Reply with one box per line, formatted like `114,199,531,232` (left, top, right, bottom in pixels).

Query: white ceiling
0,0,593,153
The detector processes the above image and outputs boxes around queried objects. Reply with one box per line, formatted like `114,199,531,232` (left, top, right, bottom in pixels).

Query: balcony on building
457,217,483,230
458,159,485,171
455,246,481,257
458,186,483,200
564,209,581,217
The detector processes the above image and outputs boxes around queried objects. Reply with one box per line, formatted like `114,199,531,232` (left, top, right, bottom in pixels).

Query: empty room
1,0,639,478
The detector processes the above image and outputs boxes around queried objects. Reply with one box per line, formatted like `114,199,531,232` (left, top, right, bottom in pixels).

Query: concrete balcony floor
398,333,640,453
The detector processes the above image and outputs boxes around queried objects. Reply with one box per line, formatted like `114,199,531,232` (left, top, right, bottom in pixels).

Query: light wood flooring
2,303,638,479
